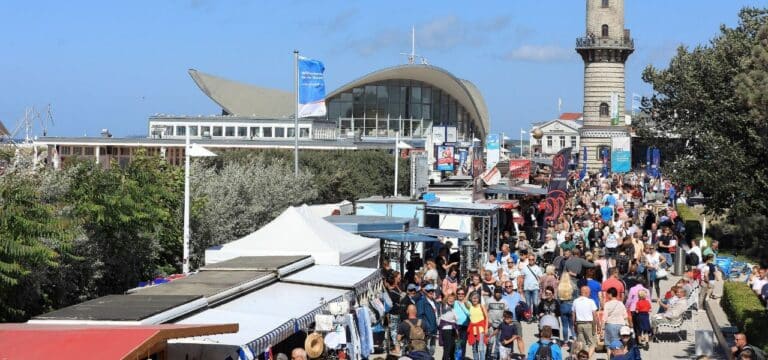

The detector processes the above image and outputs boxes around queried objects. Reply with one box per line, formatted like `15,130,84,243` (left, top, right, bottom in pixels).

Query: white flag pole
294,50,299,178
183,126,191,274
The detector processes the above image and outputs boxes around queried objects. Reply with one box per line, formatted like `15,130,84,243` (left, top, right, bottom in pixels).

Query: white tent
205,205,379,266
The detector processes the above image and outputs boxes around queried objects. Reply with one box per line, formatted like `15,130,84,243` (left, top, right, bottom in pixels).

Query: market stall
205,205,380,267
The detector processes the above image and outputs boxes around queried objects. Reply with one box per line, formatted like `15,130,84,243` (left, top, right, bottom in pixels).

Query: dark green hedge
676,204,702,242
721,282,768,353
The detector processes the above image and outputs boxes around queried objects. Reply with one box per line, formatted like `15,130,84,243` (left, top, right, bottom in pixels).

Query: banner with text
509,159,531,181
611,92,620,125
436,145,455,171
545,147,572,223
611,136,631,173
298,57,327,118
486,134,500,169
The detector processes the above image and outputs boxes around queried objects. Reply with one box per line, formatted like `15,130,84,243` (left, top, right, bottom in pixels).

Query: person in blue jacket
417,283,440,355
527,325,562,360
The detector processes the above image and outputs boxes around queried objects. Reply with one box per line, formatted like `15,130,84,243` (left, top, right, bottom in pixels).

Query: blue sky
0,0,764,138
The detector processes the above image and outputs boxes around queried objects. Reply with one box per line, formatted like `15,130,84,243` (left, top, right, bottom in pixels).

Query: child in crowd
499,310,525,359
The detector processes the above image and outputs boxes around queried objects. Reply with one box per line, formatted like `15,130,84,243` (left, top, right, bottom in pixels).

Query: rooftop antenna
400,26,428,65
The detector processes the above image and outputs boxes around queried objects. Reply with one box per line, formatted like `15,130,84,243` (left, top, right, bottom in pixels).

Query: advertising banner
544,147,572,223
579,146,588,179
611,92,620,126
508,159,531,181
298,57,326,118
457,149,469,176
446,127,458,143
432,126,446,145
480,167,501,185
651,148,661,178
486,134,500,169
611,136,631,173
436,145,455,171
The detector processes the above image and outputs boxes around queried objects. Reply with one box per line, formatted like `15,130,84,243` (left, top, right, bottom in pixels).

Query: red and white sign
509,159,531,181
480,167,501,185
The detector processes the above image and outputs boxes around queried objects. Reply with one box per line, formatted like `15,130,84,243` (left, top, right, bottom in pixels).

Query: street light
393,131,413,197
520,129,527,157
183,127,217,274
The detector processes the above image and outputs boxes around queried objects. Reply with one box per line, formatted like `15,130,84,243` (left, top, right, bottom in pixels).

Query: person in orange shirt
601,267,626,305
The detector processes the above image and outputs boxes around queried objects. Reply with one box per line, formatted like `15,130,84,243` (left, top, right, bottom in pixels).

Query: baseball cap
407,283,419,291
609,340,624,350
620,325,632,336
424,284,436,291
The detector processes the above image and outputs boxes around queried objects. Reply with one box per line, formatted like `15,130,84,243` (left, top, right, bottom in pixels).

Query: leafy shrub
676,204,702,242
721,282,768,353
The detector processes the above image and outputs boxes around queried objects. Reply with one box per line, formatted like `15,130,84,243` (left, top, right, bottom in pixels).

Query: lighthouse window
602,0,609,8
602,24,609,37
599,103,610,117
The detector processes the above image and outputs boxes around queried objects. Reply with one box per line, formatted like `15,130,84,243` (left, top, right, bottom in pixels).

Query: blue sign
485,134,500,169
298,57,326,118
436,146,455,171
611,137,631,173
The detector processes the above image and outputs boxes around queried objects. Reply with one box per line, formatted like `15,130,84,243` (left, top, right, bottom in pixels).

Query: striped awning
242,319,295,359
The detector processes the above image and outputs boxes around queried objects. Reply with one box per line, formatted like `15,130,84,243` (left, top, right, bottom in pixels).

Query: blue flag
579,146,587,179
298,57,326,118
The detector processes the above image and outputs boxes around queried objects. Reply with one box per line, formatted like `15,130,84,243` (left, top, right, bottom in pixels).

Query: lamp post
183,127,217,274
520,129,527,158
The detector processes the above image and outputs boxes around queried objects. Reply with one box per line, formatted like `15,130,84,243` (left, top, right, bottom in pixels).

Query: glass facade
326,79,478,139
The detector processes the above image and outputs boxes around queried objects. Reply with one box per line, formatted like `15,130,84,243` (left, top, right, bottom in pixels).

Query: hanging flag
652,148,661,178
646,147,651,175
579,146,587,179
601,147,610,178
610,92,620,126
298,57,327,118
544,147,572,223
611,136,631,173
485,134,500,169
509,159,531,181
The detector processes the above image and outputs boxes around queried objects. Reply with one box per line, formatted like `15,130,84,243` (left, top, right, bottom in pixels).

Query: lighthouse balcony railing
576,37,634,50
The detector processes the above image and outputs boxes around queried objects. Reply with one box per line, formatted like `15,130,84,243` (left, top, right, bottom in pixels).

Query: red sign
508,159,531,181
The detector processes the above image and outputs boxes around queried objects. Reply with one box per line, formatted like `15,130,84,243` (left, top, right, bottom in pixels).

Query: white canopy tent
168,282,350,360
205,205,379,266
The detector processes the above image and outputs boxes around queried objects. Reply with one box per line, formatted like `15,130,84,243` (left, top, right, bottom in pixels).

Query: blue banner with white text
298,57,327,118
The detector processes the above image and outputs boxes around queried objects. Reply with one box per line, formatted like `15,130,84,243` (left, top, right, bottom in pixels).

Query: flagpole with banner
294,50,299,177
295,53,327,177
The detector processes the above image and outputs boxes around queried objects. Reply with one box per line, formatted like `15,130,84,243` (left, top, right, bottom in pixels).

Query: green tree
66,154,182,295
641,7,768,218
0,174,70,321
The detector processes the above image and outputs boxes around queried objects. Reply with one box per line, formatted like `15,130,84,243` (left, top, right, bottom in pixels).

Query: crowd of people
380,172,724,360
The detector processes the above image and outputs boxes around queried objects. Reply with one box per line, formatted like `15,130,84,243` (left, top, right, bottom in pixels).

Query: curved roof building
188,64,489,141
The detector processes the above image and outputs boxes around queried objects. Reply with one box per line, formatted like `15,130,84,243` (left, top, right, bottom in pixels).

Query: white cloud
503,45,575,62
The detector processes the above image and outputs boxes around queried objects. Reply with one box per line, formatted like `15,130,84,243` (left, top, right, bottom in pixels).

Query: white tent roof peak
205,205,379,266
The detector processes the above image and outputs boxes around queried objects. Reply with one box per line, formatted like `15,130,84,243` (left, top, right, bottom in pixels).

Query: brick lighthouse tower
576,0,634,170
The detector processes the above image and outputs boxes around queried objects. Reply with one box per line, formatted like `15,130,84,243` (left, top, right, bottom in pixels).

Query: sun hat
305,332,325,358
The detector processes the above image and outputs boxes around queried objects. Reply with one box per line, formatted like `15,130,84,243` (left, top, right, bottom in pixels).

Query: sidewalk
373,276,730,359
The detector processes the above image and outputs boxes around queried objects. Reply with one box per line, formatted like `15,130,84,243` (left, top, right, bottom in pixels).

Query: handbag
656,268,668,279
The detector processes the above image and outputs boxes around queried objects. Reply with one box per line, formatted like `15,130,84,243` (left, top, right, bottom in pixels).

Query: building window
176,126,186,136
597,145,610,160
213,126,223,137
287,127,295,138
600,103,610,117
237,127,247,137
571,136,577,147
263,127,273,137
601,24,609,37
166,126,174,136
300,127,310,138
84,147,95,156
275,127,285,138
73,147,83,156
201,126,211,136
559,136,566,148
189,126,199,136
601,0,609,8
250,127,261,138
225,126,235,137
546,135,553,148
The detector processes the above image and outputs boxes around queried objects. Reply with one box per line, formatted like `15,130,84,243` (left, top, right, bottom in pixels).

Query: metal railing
576,37,634,49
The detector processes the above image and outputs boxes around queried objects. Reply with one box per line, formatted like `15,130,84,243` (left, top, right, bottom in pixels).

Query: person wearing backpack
397,304,429,354
526,325,563,360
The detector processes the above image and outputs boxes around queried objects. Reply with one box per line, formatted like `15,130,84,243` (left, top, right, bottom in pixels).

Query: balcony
576,36,634,50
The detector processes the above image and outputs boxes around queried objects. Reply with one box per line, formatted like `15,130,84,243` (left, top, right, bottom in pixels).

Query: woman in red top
635,290,652,345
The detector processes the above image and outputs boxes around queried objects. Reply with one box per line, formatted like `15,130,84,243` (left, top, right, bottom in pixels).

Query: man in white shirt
499,244,513,265
573,285,599,358
687,238,703,267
